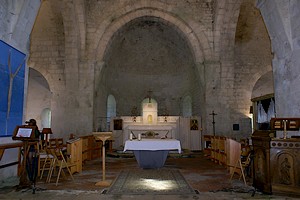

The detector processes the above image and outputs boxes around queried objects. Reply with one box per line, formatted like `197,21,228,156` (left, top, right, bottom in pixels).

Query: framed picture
190,119,198,130
114,119,123,130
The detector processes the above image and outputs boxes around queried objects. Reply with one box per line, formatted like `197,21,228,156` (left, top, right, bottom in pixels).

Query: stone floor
0,151,298,200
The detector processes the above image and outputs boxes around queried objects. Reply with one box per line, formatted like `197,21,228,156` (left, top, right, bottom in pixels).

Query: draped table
124,139,181,168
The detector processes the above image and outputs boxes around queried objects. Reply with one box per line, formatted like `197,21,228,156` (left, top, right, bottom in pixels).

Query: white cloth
124,139,181,153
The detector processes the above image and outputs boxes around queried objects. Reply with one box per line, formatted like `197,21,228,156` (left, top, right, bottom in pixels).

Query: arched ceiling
102,17,198,115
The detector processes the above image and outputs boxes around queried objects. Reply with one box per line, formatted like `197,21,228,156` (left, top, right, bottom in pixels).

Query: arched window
107,95,116,129
182,96,192,117
41,108,51,128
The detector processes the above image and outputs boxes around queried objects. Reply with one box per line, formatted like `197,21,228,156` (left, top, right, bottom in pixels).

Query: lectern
12,125,39,193
92,132,113,187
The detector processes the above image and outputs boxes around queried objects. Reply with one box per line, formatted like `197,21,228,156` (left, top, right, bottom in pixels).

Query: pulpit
93,132,113,187
252,122,300,196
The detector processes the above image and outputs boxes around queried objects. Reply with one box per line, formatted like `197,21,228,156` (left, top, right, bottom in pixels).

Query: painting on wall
114,119,123,130
190,119,198,130
0,40,26,136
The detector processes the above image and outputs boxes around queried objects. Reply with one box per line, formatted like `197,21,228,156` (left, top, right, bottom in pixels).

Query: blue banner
0,40,26,136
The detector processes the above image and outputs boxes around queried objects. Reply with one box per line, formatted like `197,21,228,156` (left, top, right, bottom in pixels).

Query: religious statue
280,157,291,185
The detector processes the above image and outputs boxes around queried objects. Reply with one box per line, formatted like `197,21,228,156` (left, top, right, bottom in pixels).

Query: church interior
1,0,300,199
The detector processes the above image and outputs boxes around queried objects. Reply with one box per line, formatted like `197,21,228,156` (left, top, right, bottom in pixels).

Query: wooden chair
39,148,55,182
230,152,252,185
49,138,65,149
49,139,57,149
48,148,75,186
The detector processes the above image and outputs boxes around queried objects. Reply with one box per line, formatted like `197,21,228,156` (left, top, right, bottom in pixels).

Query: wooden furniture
93,132,113,187
203,135,212,157
270,118,300,130
251,130,273,194
49,138,65,149
253,130,300,196
41,128,53,148
226,138,241,175
48,148,75,186
39,148,55,182
80,135,102,162
230,152,252,185
203,135,242,175
0,142,23,177
210,136,227,165
270,138,300,195
0,142,23,160
67,138,82,174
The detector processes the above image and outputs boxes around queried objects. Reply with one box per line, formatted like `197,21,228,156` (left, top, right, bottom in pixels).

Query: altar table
124,139,181,168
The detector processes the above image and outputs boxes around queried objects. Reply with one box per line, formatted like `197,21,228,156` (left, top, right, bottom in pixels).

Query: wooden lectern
12,125,39,192
92,132,113,187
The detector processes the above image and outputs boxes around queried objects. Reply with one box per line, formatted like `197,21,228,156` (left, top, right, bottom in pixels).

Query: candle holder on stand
283,120,288,139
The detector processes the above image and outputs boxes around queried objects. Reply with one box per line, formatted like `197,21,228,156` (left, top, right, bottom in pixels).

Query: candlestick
283,120,288,139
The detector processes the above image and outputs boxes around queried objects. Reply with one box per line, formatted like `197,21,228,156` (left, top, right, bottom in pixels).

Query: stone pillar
258,0,300,119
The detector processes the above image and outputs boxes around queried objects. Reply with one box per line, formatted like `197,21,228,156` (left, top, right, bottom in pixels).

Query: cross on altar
146,90,153,103
209,111,217,136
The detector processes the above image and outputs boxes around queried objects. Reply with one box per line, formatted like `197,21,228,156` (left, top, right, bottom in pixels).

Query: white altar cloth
123,139,181,153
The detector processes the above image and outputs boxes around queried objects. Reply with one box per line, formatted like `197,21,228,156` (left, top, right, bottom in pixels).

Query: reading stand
12,125,40,193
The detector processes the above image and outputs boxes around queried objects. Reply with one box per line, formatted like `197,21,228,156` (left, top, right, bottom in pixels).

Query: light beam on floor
138,178,176,190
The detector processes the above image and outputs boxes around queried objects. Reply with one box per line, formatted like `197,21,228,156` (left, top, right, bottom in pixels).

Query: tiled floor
0,151,298,199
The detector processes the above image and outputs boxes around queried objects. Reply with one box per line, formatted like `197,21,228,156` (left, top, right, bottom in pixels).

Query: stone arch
93,7,211,63
251,71,274,100
27,62,55,93
215,0,243,59
25,67,52,128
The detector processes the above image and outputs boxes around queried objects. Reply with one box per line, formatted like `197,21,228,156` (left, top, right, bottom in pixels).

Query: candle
130,133,133,140
138,133,141,141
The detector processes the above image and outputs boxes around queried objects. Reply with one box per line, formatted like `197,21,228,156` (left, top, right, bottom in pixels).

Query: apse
102,16,199,116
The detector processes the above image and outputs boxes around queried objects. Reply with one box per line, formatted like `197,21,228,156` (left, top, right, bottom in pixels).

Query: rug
106,169,196,195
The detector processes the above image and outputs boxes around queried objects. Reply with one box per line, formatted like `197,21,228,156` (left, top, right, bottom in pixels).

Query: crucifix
146,90,153,103
209,110,217,136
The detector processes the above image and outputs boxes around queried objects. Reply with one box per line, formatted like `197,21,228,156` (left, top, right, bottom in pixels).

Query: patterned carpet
106,169,196,195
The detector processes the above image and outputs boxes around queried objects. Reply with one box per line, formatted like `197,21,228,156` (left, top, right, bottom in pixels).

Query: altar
124,139,181,168
110,96,201,151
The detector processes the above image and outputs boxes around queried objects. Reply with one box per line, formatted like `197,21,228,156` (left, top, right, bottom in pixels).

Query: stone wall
27,0,276,141
0,0,40,182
